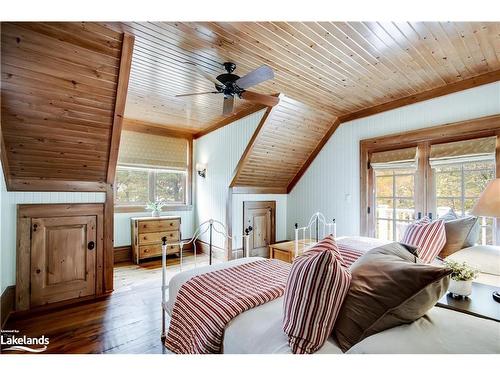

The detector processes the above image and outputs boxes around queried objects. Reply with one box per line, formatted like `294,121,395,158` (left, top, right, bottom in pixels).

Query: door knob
87,241,95,250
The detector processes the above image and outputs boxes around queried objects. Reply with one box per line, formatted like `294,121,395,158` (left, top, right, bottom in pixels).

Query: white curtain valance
370,147,417,170
430,137,496,167
118,130,188,170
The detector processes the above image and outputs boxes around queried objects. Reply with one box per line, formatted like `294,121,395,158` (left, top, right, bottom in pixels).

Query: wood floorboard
0,251,220,354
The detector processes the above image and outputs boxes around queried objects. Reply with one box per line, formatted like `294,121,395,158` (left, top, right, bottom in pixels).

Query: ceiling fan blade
240,91,280,107
175,91,220,97
223,96,235,115
235,65,274,89
185,62,223,87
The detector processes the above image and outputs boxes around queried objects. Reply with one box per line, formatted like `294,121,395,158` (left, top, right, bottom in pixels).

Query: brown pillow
439,216,479,258
333,242,451,352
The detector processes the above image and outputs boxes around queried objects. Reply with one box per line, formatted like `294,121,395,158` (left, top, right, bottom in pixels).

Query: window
115,166,187,206
371,146,418,241
114,130,191,210
361,122,499,246
433,160,496,245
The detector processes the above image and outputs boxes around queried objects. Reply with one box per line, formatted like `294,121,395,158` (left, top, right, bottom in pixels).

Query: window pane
395,175,414,197
435,170,461,197
464,169,495,197
437,198,462,216
375,175,393,197
376,198,393,220
156,171,186,204
396,199,415,221
115,168,149,205
376,219,393,241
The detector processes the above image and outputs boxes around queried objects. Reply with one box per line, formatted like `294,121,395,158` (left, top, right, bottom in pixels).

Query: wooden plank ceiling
1,22,125,190
105,21,499,190
231,95,338,189
1,22,499,192
107,22,500,135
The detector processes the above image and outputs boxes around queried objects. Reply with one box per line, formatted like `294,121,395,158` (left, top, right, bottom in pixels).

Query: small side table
436,282,500,322
269,239,316,263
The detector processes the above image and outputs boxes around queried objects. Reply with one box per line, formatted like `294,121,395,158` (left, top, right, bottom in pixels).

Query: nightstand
436,282,500,322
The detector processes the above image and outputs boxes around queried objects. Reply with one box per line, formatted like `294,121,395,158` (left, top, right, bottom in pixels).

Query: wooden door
243,201,276,258
30,216,97,307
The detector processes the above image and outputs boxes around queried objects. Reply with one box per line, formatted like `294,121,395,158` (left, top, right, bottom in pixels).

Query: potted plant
146,200,167,217
444,260,479,298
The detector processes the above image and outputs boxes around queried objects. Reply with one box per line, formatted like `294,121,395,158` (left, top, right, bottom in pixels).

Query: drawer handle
170,223,173,226
88,241,95,250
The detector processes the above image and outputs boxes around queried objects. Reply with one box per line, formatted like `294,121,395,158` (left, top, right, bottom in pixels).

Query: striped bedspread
165,259,291,354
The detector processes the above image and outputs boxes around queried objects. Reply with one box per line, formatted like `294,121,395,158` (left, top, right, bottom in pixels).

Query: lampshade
471,178,500,218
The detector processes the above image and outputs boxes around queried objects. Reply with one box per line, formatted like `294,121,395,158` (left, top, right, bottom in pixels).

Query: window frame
360,115,500,243
114,136,193,213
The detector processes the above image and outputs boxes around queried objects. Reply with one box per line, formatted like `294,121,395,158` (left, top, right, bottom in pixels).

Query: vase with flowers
146,200,167,217
444,260,479,299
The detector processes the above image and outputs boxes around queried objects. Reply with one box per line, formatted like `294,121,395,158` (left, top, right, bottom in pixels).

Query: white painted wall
194,109,287,250
114,210,194,247
0,163,106,295
287,82,500,239
232,194,287,249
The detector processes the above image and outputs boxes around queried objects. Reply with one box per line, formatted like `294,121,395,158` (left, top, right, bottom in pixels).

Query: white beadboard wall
194,109,289,250
287,82,500,239
0,163,106,294
114,211,194,247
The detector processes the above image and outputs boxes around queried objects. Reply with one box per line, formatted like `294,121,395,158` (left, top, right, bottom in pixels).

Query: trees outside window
115,166,187,206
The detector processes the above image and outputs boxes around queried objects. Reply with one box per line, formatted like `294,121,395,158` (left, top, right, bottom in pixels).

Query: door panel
31,216,96,307
243,201,276,258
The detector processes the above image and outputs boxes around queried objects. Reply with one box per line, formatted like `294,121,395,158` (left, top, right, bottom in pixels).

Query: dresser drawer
138,230,179,245
139,244,180,258
138,219,180,233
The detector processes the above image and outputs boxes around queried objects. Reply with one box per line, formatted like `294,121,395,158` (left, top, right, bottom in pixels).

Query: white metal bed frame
294,212,336,258
160,218,252,341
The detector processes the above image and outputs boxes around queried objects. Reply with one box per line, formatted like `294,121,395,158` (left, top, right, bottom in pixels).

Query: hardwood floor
1,251,217,354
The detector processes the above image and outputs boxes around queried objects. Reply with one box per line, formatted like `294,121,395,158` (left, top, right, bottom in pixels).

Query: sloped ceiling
231,95,338,189
1,22,499,192
106,22,500,134
103,22,499,190
0,22,127,191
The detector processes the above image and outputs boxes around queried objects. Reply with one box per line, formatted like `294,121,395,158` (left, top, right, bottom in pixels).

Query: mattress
165,251,500,354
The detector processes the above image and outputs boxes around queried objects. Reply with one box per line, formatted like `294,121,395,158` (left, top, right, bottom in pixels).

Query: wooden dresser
131,216,181,264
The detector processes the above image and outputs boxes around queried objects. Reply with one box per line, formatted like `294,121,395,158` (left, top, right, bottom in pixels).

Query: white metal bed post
244,226,252,257
294,223,299,258
161,236,168,342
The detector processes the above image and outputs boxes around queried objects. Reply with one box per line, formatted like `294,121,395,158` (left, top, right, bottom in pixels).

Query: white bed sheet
166,256,500,354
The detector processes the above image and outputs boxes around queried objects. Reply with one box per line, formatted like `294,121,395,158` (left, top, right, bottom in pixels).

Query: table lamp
471,178,500,303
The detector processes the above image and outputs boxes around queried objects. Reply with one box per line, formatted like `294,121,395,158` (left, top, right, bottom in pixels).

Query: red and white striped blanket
165,259,291,354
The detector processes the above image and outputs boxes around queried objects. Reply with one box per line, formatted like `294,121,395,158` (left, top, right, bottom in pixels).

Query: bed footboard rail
294,212,336,258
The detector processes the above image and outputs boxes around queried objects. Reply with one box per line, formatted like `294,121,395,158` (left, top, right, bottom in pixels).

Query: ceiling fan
176,62,280,115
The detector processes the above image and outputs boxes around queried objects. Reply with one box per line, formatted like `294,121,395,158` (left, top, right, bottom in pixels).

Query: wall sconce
196,163,207,178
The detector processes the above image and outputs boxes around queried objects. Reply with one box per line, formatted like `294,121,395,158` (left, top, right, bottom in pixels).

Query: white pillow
446,245,500,276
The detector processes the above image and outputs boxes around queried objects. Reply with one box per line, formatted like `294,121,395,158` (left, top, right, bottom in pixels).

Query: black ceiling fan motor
216,62,241,95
